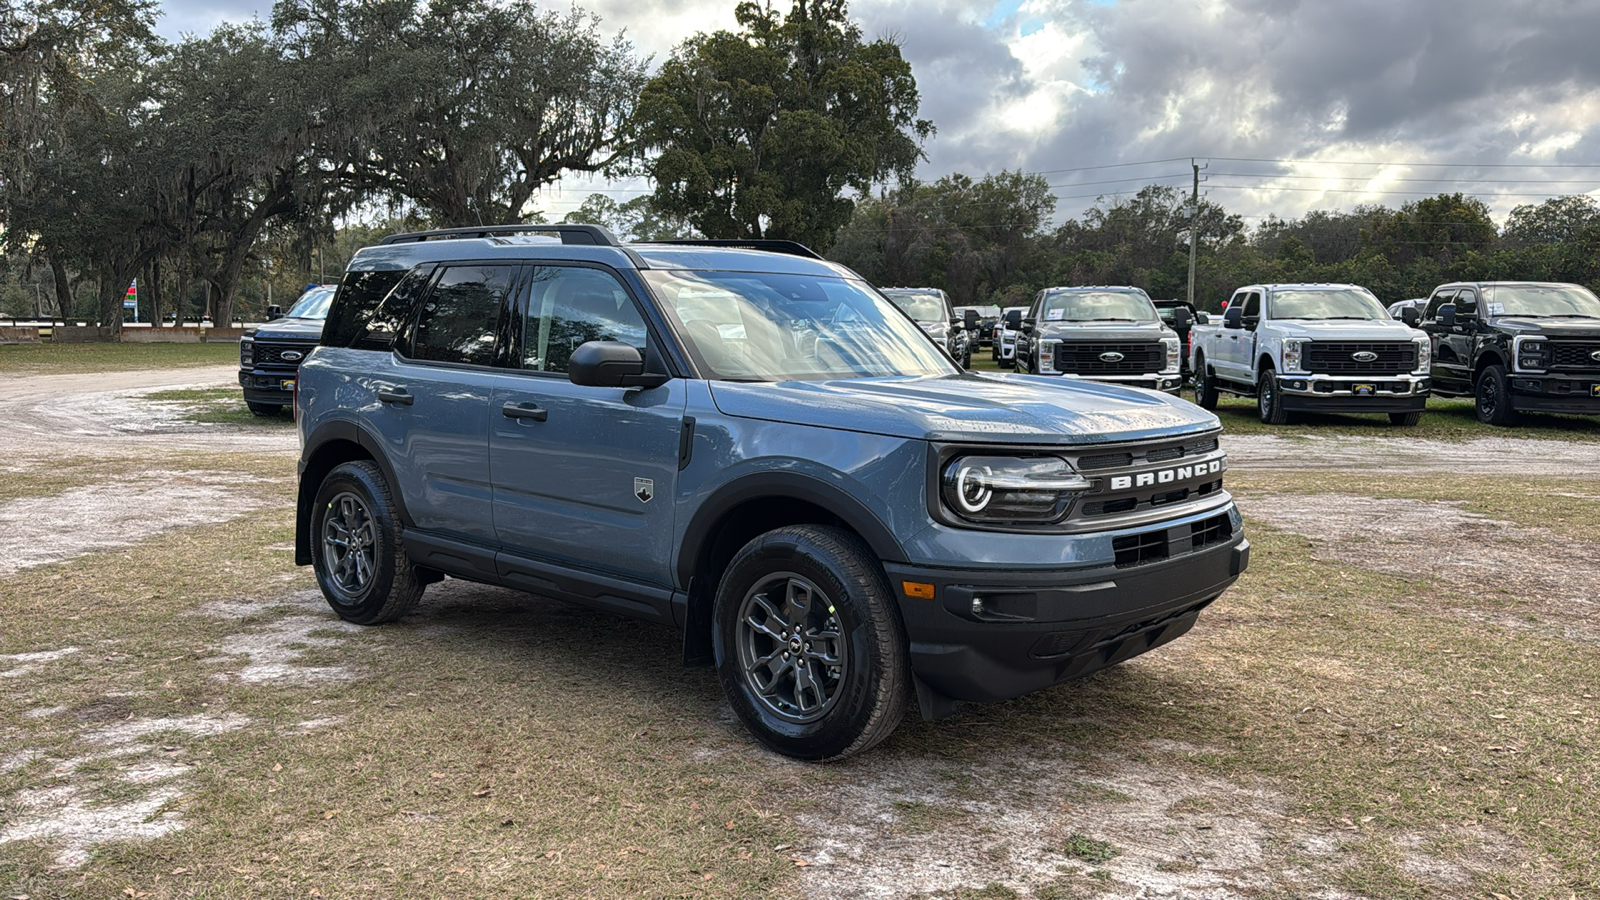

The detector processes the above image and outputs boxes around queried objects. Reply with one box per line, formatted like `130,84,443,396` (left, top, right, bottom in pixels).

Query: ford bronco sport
294,225,1249,760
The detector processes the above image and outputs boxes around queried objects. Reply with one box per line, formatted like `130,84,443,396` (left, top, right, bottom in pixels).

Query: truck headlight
1282,338,1306,373
1515,339,1546,372
240,338,253,367
1415,337,1431,373
1162,336,1181,374
1039,341,1056,373
941,456,1092,524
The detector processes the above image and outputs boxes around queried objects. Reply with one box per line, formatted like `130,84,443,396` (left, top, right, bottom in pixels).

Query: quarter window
521,267,647,373
407,264,516,366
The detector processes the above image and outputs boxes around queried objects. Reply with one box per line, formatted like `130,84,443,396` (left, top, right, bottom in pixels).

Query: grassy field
0,341,239,375
141,387,297,426
3,452,1598,896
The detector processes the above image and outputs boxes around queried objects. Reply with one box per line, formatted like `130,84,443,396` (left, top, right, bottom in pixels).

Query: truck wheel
713,525,909,761
1474,365,1518,426
310,461,425,625
247,401,282,417
1192,358,1219,410
1389,411,1422,426
1257,368,1289,425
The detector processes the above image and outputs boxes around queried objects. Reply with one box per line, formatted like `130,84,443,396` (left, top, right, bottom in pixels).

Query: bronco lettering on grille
1107,459,1224,490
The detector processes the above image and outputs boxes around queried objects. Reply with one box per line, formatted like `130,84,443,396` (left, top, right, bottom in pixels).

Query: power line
1207,156,1600,169
1209,172,1600,186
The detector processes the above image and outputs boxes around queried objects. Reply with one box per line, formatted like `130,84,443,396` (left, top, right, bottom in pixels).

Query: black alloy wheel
1474,364,1518,426
310,461,425,625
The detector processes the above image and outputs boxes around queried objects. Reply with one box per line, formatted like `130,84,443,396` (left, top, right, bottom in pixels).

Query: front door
488,264,686,589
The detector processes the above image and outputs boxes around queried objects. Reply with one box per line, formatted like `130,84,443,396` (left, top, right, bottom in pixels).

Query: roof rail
378,224,622,247
648,238,823,260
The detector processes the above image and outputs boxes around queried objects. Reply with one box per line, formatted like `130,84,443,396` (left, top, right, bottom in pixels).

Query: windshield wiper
1544,313,1600,319
1318,316,1375,320
1081,317,1140,322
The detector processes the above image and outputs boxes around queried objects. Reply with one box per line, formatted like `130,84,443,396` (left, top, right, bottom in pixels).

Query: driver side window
1424,290,1455,320
520,266,647,374
1454,289,1479,318
1242,292,1261,317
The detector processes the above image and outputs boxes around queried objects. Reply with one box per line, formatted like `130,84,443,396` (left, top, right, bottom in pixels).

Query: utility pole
1186,159,1200,307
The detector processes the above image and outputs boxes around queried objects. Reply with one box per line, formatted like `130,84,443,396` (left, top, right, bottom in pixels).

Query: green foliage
636,0,933,250
561,194,698,242
1061,832,1119,864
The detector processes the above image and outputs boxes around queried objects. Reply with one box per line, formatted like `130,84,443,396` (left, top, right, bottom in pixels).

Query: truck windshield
1483,284,1600,318
880,289,947,322
644,270,958,382
1269,289,1387,320
1041,290,1157,323
286,286,336,320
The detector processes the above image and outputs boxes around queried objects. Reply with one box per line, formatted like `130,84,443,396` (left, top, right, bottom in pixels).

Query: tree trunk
50,256,72,320
214,191,287,326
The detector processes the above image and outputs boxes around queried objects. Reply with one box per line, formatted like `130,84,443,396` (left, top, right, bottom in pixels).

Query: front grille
1054,342,1165,374
1550,342,1600,370
1191,513,1233,550
254,342,316,367
1304,341,1417,375
1113,529,1168,568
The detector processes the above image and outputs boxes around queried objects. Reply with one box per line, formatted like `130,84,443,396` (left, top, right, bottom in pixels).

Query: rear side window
402,264,518,366
321,269,407,347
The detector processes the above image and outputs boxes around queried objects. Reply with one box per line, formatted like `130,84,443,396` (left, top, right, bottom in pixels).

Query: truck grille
254,341,317,368
1060,431,1229,530
1304,341,1417,375
1054,342,1165,375
1550,342,1600,370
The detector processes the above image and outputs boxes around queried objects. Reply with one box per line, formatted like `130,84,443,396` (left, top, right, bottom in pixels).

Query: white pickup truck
1189,283,1431,425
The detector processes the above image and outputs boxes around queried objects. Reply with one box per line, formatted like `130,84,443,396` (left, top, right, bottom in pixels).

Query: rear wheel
1257,368,1289,425
1192,358,1218,410
1389,411,1422,426
310,461,425,625
713,525,909,761
1474,364,1518,426
247,401,282,417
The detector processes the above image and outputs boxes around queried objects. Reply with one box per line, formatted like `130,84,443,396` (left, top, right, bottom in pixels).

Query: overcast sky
153,0,1600,227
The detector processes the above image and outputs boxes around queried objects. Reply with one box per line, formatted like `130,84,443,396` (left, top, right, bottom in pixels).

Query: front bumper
1041,371,1183,394
885,517,1248,706
1275,372,1429,413
239,367,299,404
1509,374,1600,414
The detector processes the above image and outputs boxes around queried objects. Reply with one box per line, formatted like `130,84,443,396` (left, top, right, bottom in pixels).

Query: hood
1272,319,1422,340
1490,317,1600,338
708,373,1217,444
1035,322,1172,342
249,316,326,341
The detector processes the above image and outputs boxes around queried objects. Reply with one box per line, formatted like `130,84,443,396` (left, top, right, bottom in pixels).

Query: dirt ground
2,366,1597,898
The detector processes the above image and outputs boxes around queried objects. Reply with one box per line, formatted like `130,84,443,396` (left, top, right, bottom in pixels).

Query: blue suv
293,225,1249,760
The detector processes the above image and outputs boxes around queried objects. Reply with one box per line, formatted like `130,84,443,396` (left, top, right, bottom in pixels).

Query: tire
712,525,909,761
310,460,425,625
1257,367,1289,425
1474,364,1518,426
1389,411,1422,426
1192,357,1218,410
247,401,282,417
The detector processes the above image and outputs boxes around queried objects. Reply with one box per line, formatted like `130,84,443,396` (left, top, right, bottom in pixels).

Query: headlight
1162,336,1181,374
941,456,1092,524
1282,338,1306,372
1415,337,1431,373
1039,341,1056,373
1515,338,1546,371
240,339,253,367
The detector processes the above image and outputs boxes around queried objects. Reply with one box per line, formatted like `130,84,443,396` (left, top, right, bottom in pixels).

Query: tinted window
1424,290,1455,320
1454,289,1479,317
521,266,647,373
356,265,434,352
406,264,516,366
1242,292,1262,317
322,269,407,347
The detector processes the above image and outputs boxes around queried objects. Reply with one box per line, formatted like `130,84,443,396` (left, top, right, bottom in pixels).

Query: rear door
487,263,687,591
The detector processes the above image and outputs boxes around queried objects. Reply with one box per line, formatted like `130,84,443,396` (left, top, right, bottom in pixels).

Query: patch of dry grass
0,342,238,375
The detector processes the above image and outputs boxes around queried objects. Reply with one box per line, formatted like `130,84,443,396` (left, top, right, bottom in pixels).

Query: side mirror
568,341,668,389
1437,304,1456,329
1004,310,1022,330
1222,306,1243,329
1401,306,1420,327
1171,308,1193,330
964,310,980,330
266,305,283,321
1194,311,1210,325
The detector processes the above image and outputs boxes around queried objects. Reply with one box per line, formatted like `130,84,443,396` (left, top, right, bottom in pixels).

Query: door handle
378,389,414,406
502,401,548,422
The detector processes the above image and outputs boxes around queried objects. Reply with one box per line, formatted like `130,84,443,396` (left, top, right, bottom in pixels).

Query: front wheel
713,525,910,761
247,401,282,417
310,461,425,625
1474,364,1518,426
1257,370,1289,424
1192,358,1218,410
1389,411,1422,426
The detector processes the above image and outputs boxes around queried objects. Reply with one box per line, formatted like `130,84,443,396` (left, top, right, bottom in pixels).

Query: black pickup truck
238,285,335,416
1420,281,1600,425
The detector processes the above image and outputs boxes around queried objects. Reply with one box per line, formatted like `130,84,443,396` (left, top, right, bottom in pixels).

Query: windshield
880,289,948,322
1040,290,1158,323
644,270,958,381
1483,284,1600,318
286,286,336,320
1269,288,1387,320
